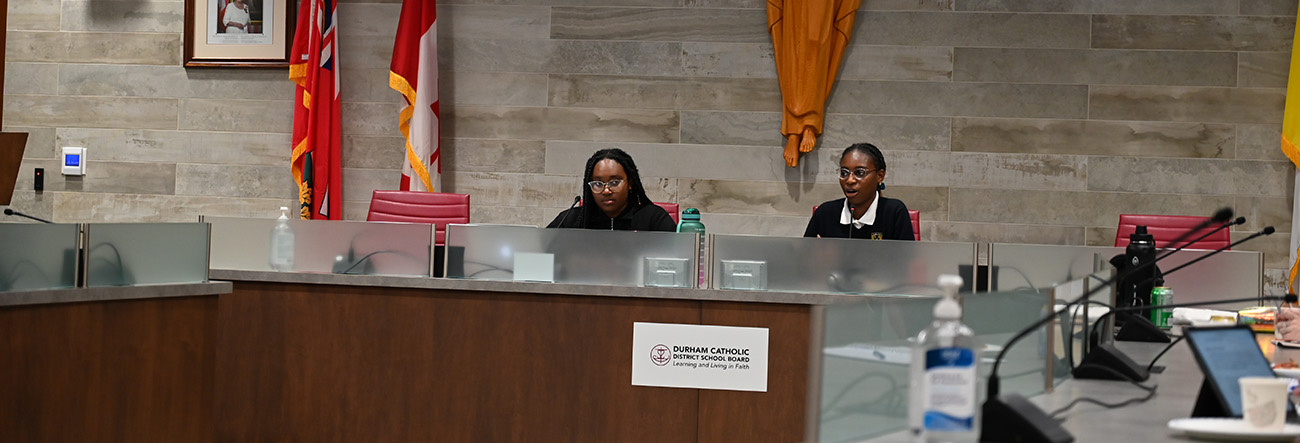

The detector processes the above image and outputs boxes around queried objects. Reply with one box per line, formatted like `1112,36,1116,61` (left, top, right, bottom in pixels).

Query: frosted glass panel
206,217,433,277
711,235,977,296
818,289,1054,442
444,224,698,287
0,223,79,291
989,243,1262,309
85,223,210,287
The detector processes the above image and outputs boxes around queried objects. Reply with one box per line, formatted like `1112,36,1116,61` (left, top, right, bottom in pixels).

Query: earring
877,182,886,191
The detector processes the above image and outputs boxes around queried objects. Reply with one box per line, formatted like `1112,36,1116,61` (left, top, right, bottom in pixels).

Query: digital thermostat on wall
62,147,85,176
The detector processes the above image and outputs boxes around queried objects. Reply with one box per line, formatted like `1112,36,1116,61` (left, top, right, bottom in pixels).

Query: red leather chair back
1115,214,1229,250
366,190,470,245
908,210,920,241
655,202,680,224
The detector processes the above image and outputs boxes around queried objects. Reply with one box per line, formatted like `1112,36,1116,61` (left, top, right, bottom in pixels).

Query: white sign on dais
631,322,769,392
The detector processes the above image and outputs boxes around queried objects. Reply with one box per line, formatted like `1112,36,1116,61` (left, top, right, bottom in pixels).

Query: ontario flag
289,0,342,219
390,0,440,192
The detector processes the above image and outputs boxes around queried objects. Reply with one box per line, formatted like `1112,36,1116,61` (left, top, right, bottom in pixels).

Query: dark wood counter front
213,280,811,443
1,284,227,443
2,276,821,442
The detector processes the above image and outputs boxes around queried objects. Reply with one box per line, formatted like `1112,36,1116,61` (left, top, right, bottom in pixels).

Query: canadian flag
389,0,439,192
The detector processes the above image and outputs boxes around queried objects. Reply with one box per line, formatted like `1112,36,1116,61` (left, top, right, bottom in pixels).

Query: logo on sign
650,344,672,366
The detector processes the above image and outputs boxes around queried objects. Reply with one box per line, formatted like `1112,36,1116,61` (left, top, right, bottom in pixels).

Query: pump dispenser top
934,274,963,320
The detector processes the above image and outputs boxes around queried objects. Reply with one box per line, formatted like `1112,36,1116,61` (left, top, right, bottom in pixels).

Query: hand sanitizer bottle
269,206,295,271
909,274,981,442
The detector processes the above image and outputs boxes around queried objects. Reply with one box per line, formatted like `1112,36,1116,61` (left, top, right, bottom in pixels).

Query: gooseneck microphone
981,207,1236,443
1106,216,1249,343
3,208,52,224
1154,216,1244,262
1135,226,1274,288
1076,228,1276,386
1156,208,1235,249
558,195,582,228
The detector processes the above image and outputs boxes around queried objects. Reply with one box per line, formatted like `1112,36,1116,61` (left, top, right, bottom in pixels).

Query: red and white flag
289,0,342,219
390,0,440,192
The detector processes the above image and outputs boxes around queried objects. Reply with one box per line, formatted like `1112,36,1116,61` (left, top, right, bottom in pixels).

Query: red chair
908,210,920,241
1114,214,1230,250
366,190,470,245
812,205,920,241
655,202,680,224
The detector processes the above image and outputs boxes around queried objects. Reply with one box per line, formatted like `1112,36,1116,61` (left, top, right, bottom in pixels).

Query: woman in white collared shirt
804,143,914,240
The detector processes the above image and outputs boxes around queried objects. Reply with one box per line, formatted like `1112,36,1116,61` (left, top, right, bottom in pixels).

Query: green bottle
677,208,706,288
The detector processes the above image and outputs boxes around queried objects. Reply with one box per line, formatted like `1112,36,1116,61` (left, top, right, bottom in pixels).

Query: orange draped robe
767,0,861,167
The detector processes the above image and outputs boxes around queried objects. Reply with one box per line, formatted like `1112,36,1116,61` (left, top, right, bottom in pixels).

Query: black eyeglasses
587,179,625,192
838,167,877,179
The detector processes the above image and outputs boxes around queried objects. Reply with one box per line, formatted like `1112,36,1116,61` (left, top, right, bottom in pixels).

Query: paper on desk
1171,307,1237,325
1054,303,1109,323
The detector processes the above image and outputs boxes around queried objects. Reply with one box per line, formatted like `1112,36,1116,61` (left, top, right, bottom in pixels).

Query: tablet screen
1184,325,1276,417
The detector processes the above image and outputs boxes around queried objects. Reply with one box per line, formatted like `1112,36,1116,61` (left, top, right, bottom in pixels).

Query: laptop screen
1184,325,1277,417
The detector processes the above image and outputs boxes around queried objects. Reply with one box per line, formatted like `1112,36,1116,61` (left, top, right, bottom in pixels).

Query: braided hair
842,143,886,171
577,148,654,228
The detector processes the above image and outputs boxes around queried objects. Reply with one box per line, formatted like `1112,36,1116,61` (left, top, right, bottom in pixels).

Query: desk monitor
1184,325,1291,418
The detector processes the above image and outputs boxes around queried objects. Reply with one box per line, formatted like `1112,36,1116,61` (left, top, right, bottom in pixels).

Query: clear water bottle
677,208,706,288
909,275,981,443
269,206,295,271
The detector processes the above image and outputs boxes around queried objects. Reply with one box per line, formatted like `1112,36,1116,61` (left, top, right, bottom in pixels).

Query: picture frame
183,0,295,68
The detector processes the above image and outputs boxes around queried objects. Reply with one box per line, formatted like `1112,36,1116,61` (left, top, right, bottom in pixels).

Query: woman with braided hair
547,148,676,232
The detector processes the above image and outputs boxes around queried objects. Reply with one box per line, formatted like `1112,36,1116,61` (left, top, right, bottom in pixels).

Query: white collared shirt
840,192,879,229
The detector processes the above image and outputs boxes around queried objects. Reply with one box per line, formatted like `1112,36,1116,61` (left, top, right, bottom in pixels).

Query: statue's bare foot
784,135,800,167
799,127,816,153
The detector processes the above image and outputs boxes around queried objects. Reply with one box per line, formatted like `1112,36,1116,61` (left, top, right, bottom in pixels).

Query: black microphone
1110,217,1246,324
1137,226,1274,287
332,249,379,274
1154,207,1234,249
1075,226,1277,382
557,195,581,228
330,233,384,275
1072,293,1294,383
980,208,1238,443
4,208,52,223
1102,216,1241,310
1155,216,1244,261
989,217,1235,383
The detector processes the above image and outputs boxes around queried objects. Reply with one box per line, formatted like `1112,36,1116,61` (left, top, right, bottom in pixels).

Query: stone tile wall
4,0,1298,292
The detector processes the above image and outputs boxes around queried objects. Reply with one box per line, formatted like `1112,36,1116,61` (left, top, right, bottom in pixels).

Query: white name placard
631,322,769,392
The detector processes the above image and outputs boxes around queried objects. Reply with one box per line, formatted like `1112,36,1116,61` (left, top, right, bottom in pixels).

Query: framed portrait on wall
183,0,295,68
